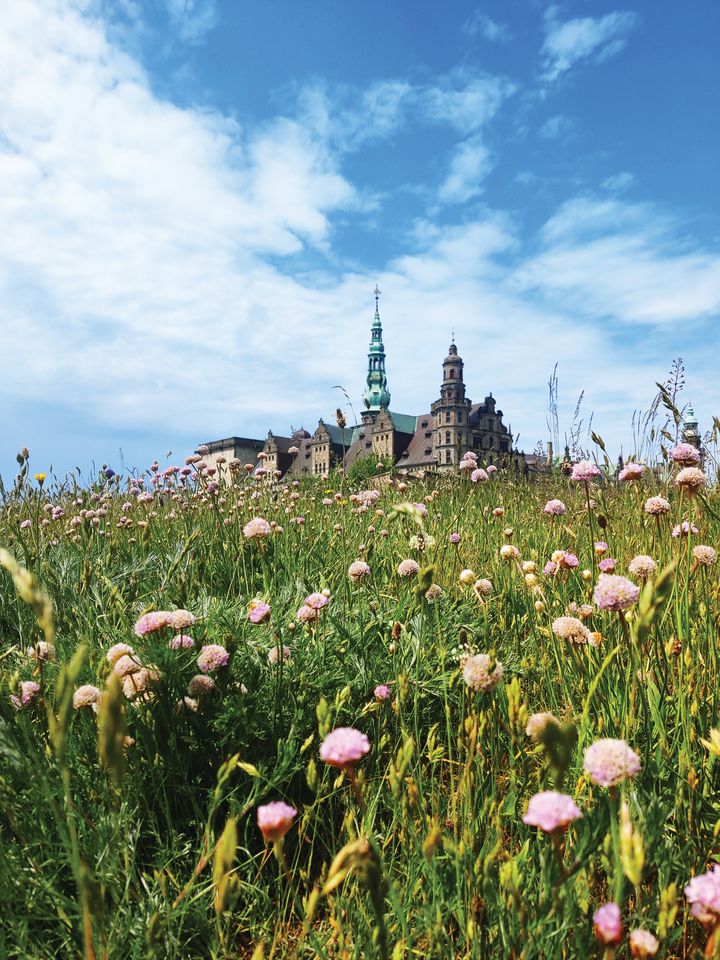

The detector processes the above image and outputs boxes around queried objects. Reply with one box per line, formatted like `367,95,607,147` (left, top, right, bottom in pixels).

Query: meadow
2,439,720,960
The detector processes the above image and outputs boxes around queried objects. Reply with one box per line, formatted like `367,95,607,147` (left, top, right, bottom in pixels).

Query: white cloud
602,171,636,193
541,10,638,82
163,0,217,42
438,137,492,204
538,114,574,140
462,11,510,42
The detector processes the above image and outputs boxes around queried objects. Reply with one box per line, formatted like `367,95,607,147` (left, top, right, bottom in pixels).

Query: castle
199,289,521,478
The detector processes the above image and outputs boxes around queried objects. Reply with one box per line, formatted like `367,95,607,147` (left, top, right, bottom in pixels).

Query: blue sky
1,0,719,481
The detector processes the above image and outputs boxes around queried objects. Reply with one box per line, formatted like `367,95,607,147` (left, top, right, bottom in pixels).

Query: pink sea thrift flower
11,680,41,710
462,653,503,693
670,442,701,466
594,903,623,944
675,467,706,494
629,929,660,958
526,712,560,741
304,592,330,610
673,520,699,538
558,551,579,570
598,557,616,573
693,545,717,566
374,684,391,701
348,560,371,583
552,616,591,645
593,574,640,611
543,560,558,576
487,464,497,474
449,532,461,544
243,516,272,539
471,468,489,483
257,801,297,843
168,610,196,630
320,727,370,768
584,738,641,788
197,644,230,673
106,643,135,665
619,462,645,481
397,559,420,577
248,598,272,623
644,496,671,516
628,555,657,579
121,667,158,701
267,645,291,665
134,611,171,636
544,499,566,516
187,674,216,697
169,634,195,649
113,654,142,678
571,460,601,482
473,578,493,599
594,541,609,555
685,864,720,924
523,791,582,833
73,684,102,710
296,604,315,622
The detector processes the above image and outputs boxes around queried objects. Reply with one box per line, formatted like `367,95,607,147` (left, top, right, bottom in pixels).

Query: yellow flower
34,473,47,483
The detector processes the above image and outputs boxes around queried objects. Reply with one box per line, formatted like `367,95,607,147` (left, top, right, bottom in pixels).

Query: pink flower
106,643,135,665
462,653,503,692
675,467,706,494
670,442,701,466
487,464,497,474
248,599,272,623
693,545,717,566
11,680,41,710
348,560,371,582
673,520,699,538
243,516,272,539
471,468,489,483
558,551,579,569
544,499,566,516
571,460,601,481
594,541,609,554
629,929,660,958
320,727,370,768
187,674,216,696
522,791,582,833
685,864,720,924
593,574,640,611
168,610,196,630
169,634,195,649
304,592,329,610
296,604,315,622
267,644,291,665
73,684,102,709
449,532,461,544
397,559,420,577
644,496,670,516
552,616,591,645
628,555,657,579
584,738,641,788
134,611,171,636
543,560,558,576
257,801,297,842
197,644,230,673
594,903,623,944
619,462,645,481
598,557,616,573
374,684,391,701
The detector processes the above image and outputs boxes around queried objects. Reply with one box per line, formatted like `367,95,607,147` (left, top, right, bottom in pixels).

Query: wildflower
594,903,623,945
552,616,591,645
522,560,536,574
619,462,644,481
675,467,706,494
187,674,216,697
374,684,391,701
197,644,230,673
523,791,582,833
487,464,497,474
121,667,158,700
629,929,660,958
628,555,657,579
571,460,601,482
296,604,315,622
693,545,716,566
169,634,196,649
73,685,102,710
471,468,489,483
397,559,420,577
500,544,519,560
462,653,503,693
320,727,370,768
544,499,566,516
248,598,272,623
673,521,699,538
449,532,461,544
347,560,371,584
113,654,142,678
257,801,297,843
645,496,671,516
11,680,41,710
29,641,56,662
598,557,616,573
526,712,559,741
594,541,609,555
106,643,135,665
558,551,579,570
20,519,31,529
459,568,476,584
243,516,272,539
593,574,640,611
473,578,493,598
304,592,330,610
268,645,291,665
543,560,558,576
670,442,701,466
493,506,505,516
134,611,171,636
685,864,720,924
584,738,641,788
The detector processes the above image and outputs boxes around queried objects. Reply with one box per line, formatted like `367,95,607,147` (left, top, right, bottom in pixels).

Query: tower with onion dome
682,403,703,462
362,286,391,412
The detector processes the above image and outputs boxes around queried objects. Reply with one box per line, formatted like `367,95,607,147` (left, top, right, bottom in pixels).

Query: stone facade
198,292,521,478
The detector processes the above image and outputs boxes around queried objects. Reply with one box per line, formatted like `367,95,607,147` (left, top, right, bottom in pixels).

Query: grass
1,451,719,959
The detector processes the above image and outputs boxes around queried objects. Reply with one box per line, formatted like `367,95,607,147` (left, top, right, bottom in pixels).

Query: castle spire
362,286,391,411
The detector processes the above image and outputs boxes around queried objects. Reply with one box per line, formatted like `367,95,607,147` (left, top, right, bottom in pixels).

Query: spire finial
451,327,455,344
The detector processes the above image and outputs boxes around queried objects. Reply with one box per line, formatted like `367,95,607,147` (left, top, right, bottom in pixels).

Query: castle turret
362,286,391,412
683,403,702,455
431,338,472,470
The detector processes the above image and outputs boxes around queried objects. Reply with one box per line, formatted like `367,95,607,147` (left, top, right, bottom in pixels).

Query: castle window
445,431,451,445
445,450,451,463
424,448,432,455
449,369,455,379
445,411,450,423
421,420,428,428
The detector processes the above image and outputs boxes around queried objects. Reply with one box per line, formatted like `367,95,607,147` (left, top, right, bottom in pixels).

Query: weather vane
374,284,381,300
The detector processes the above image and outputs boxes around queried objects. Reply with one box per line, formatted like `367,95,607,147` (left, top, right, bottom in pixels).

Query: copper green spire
362,285,391,411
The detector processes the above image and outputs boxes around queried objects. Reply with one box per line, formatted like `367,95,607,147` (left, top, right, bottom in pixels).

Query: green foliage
0,461,719,957
347,453,393,485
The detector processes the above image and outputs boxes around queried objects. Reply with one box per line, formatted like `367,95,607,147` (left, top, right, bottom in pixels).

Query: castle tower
682,403,702,454
431,338,472,470
362,286,391,412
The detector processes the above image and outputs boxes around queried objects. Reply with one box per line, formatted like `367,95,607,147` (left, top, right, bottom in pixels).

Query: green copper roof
389,412,418,435
362,287,391,411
